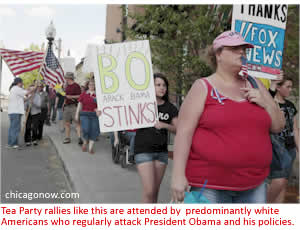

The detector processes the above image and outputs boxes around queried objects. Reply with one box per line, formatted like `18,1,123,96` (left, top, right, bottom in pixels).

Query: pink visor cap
213,31,254,51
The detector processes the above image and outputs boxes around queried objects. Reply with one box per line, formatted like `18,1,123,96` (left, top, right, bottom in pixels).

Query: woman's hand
154,121,166,130
241,87,267,108
270,70,284,91
276,70,284,81
171,174,189,203
114,138,119,147
96,110,102,117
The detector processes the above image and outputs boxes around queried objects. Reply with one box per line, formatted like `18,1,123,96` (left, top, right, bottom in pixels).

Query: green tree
126,5,232,99
283,5,299,96
20,43,44,89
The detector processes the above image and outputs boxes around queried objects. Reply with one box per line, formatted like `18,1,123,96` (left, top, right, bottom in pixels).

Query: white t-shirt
8,86,27,115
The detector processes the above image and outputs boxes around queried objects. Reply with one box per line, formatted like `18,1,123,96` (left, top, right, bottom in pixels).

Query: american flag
240,56,248,80
40,45,65,88
0,48,44,76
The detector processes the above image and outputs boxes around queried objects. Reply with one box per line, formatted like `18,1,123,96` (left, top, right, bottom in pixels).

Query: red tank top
186,79,272,191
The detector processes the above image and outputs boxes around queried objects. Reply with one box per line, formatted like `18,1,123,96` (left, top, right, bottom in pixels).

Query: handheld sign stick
241,56,258,89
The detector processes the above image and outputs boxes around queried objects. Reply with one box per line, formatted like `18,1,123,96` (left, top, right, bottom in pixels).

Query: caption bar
1,204,299,229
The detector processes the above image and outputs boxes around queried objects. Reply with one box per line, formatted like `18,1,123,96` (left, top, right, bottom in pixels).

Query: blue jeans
80,111,100,141
57,108,63,121
8,113,22,146
190,181,267,203
125,131,136,155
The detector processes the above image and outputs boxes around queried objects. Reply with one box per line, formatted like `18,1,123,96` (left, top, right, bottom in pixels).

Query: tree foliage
283,5,299,95
126,5,232,97
126,5,299,98
19,43,44,89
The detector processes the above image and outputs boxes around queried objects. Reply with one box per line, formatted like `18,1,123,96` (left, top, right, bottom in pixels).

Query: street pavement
44,121,173,203
1,112,74,203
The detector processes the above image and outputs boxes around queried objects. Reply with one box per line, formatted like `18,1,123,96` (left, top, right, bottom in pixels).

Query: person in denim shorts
134,73,178,203
267,77,299,203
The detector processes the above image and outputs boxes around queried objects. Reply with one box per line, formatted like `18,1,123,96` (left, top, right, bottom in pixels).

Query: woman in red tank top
171,31,285,203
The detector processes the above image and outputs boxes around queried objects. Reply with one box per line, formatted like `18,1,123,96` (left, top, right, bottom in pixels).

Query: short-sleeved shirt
8,86,27,115
134,101,178,154
278,100,297,144
65,82,81,105
78,91,97,112
269,89,298,147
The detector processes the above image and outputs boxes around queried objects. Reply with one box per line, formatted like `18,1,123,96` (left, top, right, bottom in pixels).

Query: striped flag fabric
40,45,65,88
0,48,44,76
240,56,249,80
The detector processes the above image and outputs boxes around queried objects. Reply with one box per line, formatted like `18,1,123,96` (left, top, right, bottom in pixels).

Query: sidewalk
45,123,173,203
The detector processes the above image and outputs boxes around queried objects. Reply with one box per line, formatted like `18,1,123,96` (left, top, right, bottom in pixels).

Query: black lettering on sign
249,5,256,16
274,5,281,21
256,5,263,17
264,5,273,19
243,4,287,23
241,5,244,14
281,5,287,23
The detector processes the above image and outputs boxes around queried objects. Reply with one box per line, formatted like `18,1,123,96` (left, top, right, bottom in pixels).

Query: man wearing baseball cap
63,72,83,145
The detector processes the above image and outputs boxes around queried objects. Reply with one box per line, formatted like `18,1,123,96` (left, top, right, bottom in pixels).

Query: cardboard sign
90,40,158,132
232,5,288,79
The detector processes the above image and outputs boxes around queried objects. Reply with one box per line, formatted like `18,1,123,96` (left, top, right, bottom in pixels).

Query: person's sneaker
26,142,31,146
12,145,19,149
6,145,13,149
78,137,83,145
33,141,38,146
63,138,71,144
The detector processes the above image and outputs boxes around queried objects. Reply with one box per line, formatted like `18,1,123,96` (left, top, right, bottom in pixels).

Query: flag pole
36,43,49,85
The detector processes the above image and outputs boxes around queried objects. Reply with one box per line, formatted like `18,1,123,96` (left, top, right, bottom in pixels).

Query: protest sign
232,5,288,79
89,40,158,132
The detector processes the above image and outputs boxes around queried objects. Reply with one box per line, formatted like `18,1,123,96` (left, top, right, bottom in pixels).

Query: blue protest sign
232,5,288,79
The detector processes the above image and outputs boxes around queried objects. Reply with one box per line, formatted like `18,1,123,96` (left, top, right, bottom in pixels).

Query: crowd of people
5,31,298,204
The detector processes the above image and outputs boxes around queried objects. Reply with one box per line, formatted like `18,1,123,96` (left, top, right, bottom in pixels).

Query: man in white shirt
7,78,36,149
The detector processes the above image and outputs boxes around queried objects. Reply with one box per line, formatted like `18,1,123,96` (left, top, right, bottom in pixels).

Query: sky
0,4,106,95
